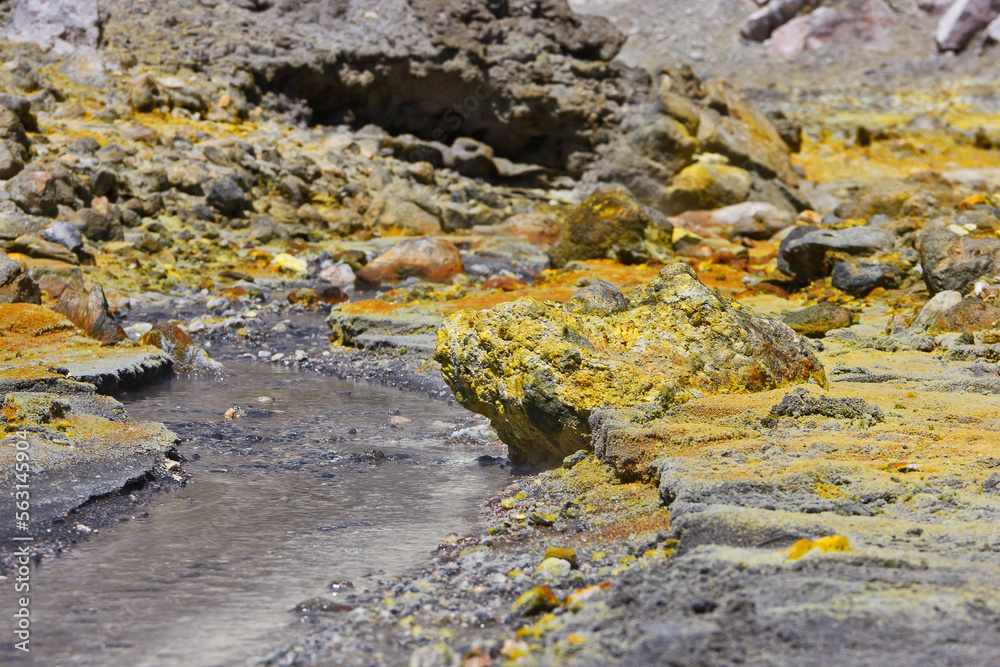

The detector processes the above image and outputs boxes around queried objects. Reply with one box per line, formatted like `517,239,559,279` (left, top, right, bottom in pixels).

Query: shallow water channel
2,361,509,666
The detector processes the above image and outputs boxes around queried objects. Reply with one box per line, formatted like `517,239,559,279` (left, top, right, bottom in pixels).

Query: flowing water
0,361,508,666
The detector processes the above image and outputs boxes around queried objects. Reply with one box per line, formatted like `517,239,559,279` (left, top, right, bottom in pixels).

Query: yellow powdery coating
786,535,851,561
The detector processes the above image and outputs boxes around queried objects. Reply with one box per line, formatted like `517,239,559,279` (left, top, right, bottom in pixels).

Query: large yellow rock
435,264,826,465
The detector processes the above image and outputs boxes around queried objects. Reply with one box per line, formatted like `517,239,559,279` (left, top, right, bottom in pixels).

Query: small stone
271,253,308,276
206,178,248,216
562,449,588,469
543,546,578,567
782,303,856,337
933,298,1000,333
511,585,559,615
53,284,127,344
319,263,356,289
535,557,571,578
528,512,556,526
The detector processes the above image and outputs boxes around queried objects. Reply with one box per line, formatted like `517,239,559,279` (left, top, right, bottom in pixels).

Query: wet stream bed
0,359,510,666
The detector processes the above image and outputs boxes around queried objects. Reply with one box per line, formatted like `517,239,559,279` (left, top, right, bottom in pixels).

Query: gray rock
831,261,903,296
42,220,83,252
59,46,108,88
0,198,48,240
206,178,248,216
778,226,894,282
920,228,1000,295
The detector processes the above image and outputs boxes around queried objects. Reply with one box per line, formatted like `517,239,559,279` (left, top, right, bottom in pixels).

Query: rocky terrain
2,0,1000,664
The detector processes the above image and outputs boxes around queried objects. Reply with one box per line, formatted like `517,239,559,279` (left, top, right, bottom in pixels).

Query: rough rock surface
779,225,895,283
54,284,128,344
356,238,464,284
920,228,1000,294
436,264,825,465
547,186,672,268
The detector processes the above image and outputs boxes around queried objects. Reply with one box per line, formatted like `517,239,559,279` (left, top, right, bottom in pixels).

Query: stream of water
0,361,508,666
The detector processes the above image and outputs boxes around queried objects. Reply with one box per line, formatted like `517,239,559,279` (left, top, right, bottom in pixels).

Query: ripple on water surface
0,361,509,667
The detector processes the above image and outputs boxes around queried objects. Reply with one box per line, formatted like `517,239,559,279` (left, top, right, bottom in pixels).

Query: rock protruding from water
435,264,826,465
547,187,672,268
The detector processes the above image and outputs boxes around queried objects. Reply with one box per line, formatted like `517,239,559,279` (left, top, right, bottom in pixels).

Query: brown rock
7,170,58,217
934,298,1000,332
475,213,562,246
364,187,440,236
356,238,464,284
54,284,127,344
10,234,78,264
139,322,224,374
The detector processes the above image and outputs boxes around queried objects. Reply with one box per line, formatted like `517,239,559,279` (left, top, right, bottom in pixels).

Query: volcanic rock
54,285,128,344
831,261,903,296
435,264,826,465
356,238,464,284
548,186,673,268
920,227,1000,295
778,225,894,283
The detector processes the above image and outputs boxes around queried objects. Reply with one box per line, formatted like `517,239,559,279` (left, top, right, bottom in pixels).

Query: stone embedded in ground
356,238,464,284
54,284,128,344
59,46,108,88
547,186,673,268
768,388,884,424
933,297,1000,332
6,170,59,217
769,7,843,60
660,160,753,214
911,289,964,331
919,228,1000,295
782,302,856,337
778,225,894,283
363,186,441,236
206,178,248,216
0,250,40,304
11,234,78,264
435,263,826,465
831,261,903,296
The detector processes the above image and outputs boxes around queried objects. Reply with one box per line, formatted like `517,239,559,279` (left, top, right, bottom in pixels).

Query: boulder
474,213,562,246
919,228,1000,295
54,284,128,344
0,199,47,242
936,0,1000,51
547,186,673,268
435,264,826,465
660,160,753,215
778,226,894,283
2,0,100,54
10,234,78,264
782,302,856,337
356,238,464,284
0,250,40,304
831,261,903,296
